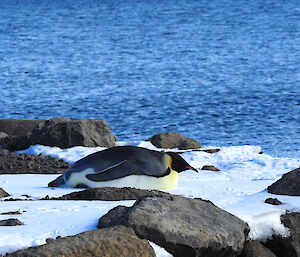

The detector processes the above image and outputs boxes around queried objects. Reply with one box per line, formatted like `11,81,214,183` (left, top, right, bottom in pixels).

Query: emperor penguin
52,146,197,190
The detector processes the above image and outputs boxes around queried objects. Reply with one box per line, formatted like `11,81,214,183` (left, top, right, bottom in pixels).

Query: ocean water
0,0,299,158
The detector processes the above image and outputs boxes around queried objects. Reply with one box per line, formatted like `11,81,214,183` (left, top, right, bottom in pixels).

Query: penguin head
166,152,198,173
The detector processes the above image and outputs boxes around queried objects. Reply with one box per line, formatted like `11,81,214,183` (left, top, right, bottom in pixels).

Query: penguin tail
48,175,66,187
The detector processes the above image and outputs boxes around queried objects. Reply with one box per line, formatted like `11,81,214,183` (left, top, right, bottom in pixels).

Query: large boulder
31,117,116,149
147,132,201,150
265,212,300,257
0,149,70,174
0,132,9,144
0,118,116,151
0,119,42,151
0,134,32,151
6,225,155,257
49,187,170,201
0,119,43,136
98,194,249,257
0,132,12,150
239,240,277,257
267,167,300,196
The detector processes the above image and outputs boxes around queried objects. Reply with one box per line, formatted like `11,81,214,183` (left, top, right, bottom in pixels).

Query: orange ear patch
169,156,172,168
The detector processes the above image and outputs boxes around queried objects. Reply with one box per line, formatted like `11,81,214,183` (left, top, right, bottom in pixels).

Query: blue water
0,0,299,158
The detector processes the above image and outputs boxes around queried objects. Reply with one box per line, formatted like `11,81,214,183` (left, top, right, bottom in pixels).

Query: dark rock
267,167,300,196
239,240,277,257
0,123,36,151
31,117,116,149
0,132,10,147
0,132,12,150
201,165,220,171
0,150,70,174
1,211,22,215
0,131,9,139
6,225,155,257
53,187,170,201
166,148,221,154
99,205,129,227
0,119,43,136
45,238,55,244
74,183,89,188
265,212,300,257
0,118,116,151
3,198,33,201
148,132,201,150
0,187,10,198
264,198,283,205
201,148,220,154
0,218,23,226
98,194,249,257
1,134,33,151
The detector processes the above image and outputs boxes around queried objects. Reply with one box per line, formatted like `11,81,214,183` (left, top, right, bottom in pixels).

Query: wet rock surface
6,225,155,257
98,194,249,257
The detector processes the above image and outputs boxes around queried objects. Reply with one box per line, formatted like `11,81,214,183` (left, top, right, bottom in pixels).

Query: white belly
65,168,179,190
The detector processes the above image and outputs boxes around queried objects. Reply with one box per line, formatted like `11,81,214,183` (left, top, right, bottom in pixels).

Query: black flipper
86,159,170,182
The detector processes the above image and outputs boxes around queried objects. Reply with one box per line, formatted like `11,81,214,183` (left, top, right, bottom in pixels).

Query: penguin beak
186,166,198,173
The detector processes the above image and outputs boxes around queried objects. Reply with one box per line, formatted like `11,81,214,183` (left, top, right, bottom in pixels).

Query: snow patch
1,142,299,256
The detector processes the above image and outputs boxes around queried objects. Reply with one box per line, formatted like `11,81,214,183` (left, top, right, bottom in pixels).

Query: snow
0,198,134,254
149,242,173,257
1,142,300,256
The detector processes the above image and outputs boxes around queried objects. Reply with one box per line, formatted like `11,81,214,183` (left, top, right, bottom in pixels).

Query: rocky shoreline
0,118,299,257
0,149,70,174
